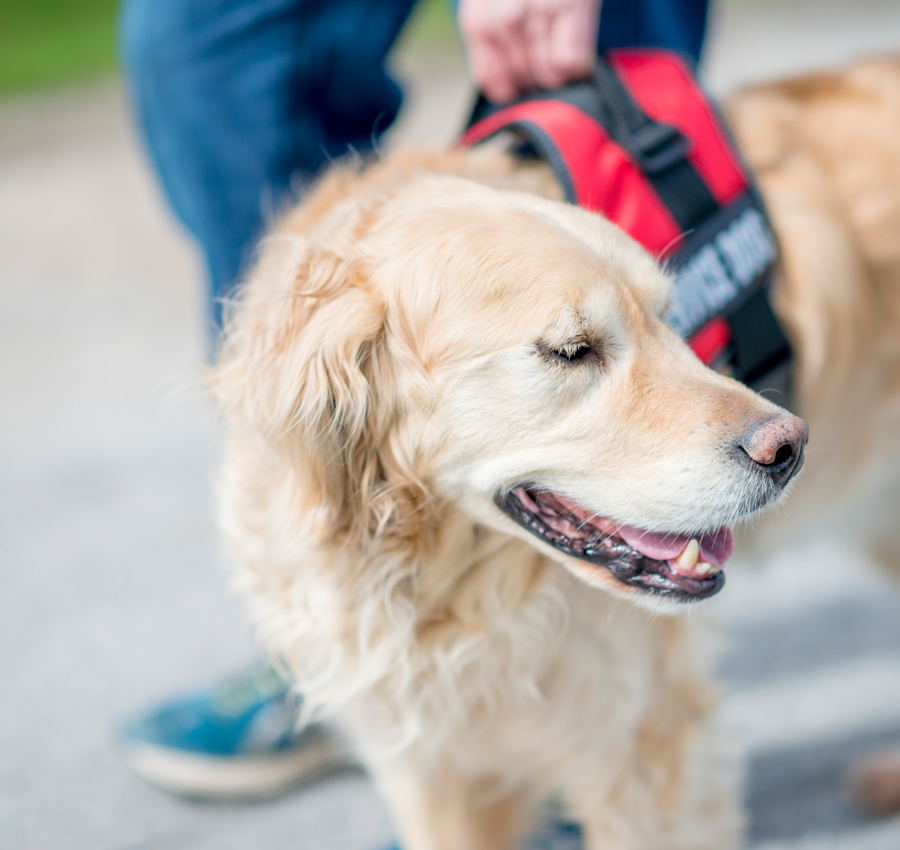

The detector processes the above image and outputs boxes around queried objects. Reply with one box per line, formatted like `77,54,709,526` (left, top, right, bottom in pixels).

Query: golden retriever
213,55,900,848
727,57,900,817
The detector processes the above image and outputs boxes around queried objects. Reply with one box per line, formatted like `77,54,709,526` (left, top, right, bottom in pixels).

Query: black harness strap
463,50,794,407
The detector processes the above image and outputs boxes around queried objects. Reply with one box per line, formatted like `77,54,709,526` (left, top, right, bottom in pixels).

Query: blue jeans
120,0,710,338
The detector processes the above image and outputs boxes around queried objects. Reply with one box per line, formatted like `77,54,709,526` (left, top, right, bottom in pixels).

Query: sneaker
118,663,353,800
382,820,583,850
523,820,583,850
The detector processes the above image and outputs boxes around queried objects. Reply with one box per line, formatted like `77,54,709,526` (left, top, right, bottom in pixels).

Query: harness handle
591,56,690,174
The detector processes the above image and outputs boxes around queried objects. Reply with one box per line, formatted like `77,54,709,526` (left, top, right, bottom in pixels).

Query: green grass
405,0,457,44
0,0,777,97
0,0,120,96
0,0,459,98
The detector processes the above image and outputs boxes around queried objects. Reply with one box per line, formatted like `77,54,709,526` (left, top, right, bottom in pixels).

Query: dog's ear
216,243,395,534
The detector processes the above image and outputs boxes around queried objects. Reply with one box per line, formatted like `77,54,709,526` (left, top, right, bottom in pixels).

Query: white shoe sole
120,734,353,801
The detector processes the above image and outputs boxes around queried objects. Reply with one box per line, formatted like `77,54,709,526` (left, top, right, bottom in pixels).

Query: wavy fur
214,58,900,848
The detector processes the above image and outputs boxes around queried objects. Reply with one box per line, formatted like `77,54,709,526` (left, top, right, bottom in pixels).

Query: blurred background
3,1,900,848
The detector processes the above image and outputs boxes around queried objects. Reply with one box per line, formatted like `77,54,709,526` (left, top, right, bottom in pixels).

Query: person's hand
458,0,602,103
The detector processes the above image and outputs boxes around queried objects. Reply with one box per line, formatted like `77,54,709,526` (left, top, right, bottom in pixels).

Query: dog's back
727,58,900,571
728,57,900,418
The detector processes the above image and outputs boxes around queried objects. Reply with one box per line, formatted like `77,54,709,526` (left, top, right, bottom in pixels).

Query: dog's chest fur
234,483,719,800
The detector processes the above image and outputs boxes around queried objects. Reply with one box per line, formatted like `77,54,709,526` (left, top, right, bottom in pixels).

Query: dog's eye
538,340,597,365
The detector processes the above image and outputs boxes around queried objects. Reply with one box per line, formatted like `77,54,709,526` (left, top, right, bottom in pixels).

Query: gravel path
2,1,900,847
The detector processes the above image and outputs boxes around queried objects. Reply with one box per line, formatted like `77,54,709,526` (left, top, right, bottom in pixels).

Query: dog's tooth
695,560,723,578
598,518,618,535
675,539,700,572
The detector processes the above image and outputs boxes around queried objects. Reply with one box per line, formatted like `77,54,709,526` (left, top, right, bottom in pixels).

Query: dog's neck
319,502,712,754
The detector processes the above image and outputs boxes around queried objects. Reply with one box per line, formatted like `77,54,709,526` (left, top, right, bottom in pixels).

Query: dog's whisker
656,228,695,263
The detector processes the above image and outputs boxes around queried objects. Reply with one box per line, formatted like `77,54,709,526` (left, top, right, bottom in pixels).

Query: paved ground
2,1,900,848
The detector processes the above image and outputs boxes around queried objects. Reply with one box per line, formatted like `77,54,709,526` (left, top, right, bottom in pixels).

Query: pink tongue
616,525,734,565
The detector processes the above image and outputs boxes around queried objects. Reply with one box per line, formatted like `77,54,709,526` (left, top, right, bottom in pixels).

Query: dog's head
218,171,806,611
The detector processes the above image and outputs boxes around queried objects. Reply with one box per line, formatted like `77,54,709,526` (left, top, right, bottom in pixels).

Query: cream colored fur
214,57,900,848
726,58,900,565
728,56,900,817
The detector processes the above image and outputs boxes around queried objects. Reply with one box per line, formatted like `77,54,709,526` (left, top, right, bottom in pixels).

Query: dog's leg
572,779,741,850
565,732,742,850
368,754,528,850
558,622,742,850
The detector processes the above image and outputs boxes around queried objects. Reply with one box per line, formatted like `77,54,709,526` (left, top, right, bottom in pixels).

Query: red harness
462,49,791,398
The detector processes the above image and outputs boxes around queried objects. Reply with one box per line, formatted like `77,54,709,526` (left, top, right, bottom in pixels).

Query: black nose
738,414,809,488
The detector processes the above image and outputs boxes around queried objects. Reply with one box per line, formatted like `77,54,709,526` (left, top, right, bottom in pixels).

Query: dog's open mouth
496,486,733,601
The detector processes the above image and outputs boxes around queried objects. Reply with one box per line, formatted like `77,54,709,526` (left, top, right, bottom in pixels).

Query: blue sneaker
118,664,352,800
522,820,583,850
382,820,583,850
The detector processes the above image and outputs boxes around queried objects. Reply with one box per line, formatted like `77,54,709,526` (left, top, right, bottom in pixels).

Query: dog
213,55,900,848
726,57,900,817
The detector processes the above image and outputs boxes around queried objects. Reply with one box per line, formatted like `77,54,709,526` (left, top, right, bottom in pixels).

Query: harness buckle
630,122,690,174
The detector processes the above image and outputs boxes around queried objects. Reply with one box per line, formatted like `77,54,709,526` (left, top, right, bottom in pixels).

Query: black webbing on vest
465,54,794,406
590,57,722,231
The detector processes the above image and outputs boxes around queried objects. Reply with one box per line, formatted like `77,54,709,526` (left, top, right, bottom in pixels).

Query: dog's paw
849,749,900,816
